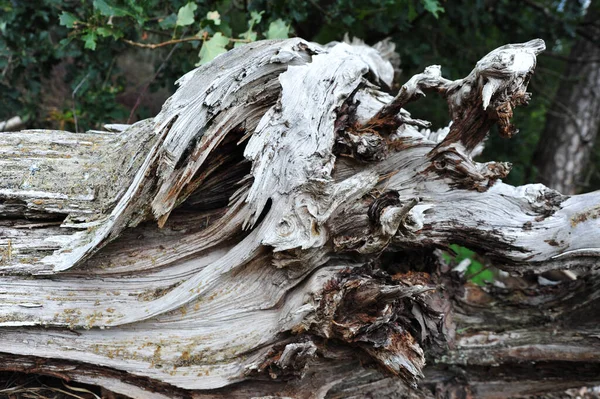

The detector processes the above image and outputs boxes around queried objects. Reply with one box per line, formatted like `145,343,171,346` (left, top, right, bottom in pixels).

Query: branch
122,35,250,49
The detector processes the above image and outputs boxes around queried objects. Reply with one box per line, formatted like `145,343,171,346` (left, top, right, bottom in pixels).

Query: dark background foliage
0,0,597,189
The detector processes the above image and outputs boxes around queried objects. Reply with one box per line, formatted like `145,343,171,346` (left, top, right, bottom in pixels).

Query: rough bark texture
1,37,600,398
533,5,600,194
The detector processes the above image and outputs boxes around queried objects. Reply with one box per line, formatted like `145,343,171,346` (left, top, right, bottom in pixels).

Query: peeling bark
1,37,599,398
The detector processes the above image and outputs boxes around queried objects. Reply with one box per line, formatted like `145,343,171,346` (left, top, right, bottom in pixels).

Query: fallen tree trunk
1,37,599,398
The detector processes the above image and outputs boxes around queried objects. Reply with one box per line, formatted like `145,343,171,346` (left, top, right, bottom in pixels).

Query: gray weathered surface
1,37,599,398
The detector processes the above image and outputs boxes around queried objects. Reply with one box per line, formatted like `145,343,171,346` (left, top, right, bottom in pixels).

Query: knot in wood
368,191,401,225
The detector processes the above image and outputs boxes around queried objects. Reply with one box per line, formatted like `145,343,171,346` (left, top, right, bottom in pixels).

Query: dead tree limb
1,38,599,398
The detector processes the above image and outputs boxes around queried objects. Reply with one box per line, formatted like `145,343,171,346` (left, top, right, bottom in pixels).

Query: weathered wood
1,37,599,398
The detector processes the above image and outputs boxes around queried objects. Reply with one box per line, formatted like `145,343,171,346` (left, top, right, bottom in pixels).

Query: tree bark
1,37,599,398
533,4,600,194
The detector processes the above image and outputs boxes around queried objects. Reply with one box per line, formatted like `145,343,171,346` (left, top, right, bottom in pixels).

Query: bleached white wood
1,37,599,398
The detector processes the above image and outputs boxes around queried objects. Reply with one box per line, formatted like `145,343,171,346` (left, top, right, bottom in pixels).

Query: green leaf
95,26,123,39
449,244,474,261
239,29,257,42
265,18,290,39
217,20,233,37
238,10,264,42
159,14,177,29
420,0,445,18
93,0,130,17
249,11,263,26
407,3,418,21
441,252,453,263
124,0,144,16
96,27,112,37
466,260,483,275
58,37,74,49
59,12,77,28
176,2,197,27
82,31,97,50
342,15,355,26
465,259,494,286
197,32,229,65
206,10,221,26
469,268,494,286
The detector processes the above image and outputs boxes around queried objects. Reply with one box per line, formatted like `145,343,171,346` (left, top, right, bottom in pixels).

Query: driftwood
1,38,599,398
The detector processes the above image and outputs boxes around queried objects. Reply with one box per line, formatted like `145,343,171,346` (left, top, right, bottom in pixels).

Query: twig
530,80,583,133
536,65,584,81
123,37,199,49
144,28,173,37
126,38,180,123
125,26,196,122
466,264,492,281
125,29,251,123
62,380,101,399
123,35,250,49
101,57,116,89
1,53,12,81
307,0,332,19
72,72,91,133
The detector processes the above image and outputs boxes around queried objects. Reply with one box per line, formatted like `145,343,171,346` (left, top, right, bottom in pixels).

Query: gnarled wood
1,37,599,398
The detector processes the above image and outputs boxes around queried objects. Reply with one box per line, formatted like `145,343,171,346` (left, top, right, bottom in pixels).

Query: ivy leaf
206,10,221,26
239,30,257,42
59,12,77,28
466,260,494,286
265,19,290,39
249,11,263,26
421,0,445,18
197,32,229,66
82,31,97,50
239,11,263,43
93,0,130,17
96,26,123,39
470,268,494,286
176,2,197,27
96,27,112,37
159,14,177,29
